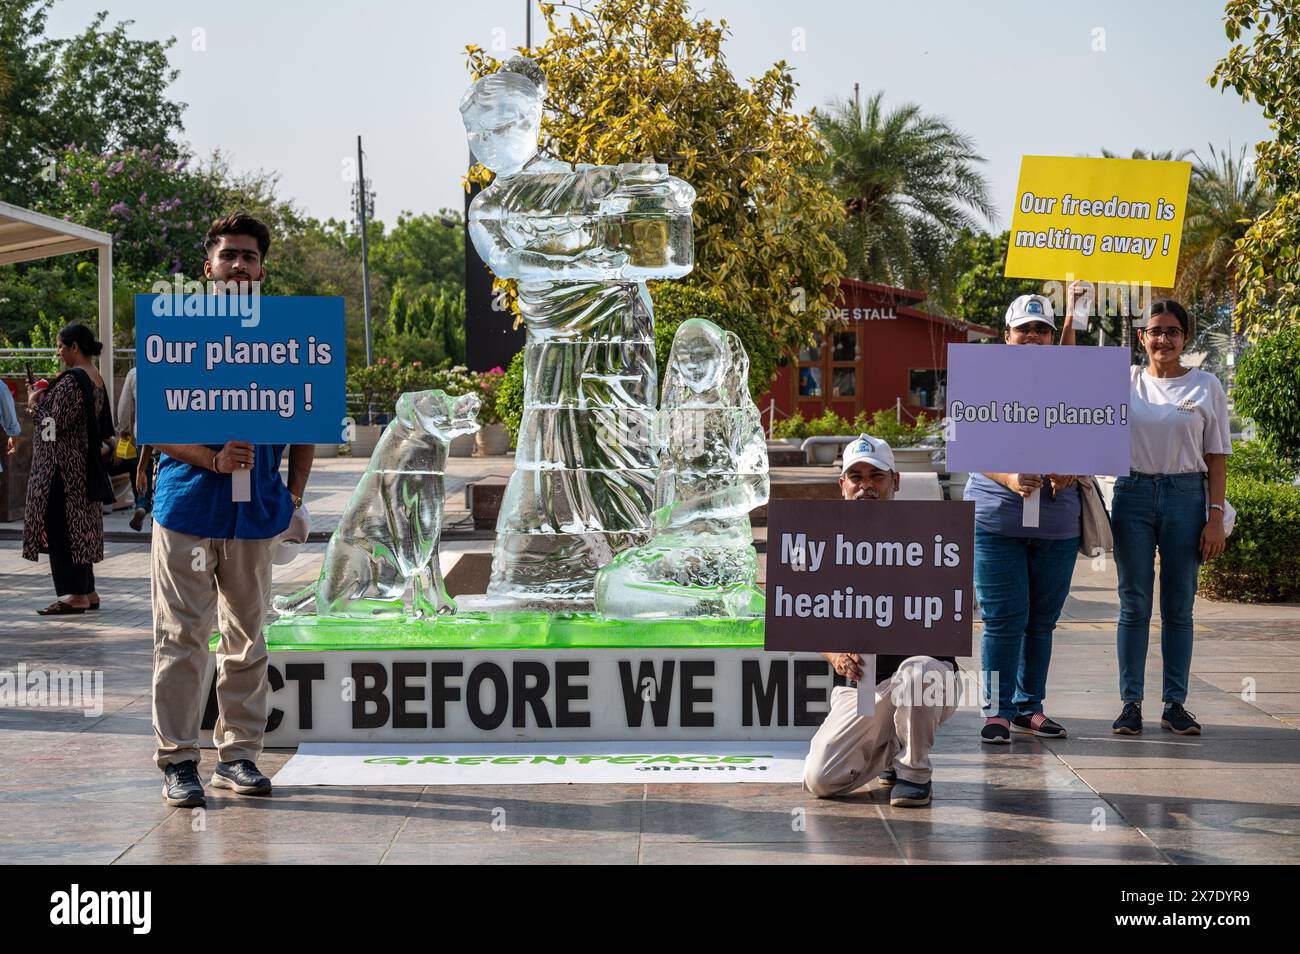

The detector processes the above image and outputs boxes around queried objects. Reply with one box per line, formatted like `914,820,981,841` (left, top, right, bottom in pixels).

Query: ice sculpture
461,56,696,610
594,318,769,619
273,390,480,619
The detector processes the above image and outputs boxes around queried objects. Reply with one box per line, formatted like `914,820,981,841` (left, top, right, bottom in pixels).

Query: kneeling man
803,435,961,808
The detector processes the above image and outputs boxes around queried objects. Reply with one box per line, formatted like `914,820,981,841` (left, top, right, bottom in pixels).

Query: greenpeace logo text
50,884,151,934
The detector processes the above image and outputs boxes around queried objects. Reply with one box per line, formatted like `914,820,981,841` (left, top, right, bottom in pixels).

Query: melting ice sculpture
594,318,769,619
461,56,696,610
273,390,480,619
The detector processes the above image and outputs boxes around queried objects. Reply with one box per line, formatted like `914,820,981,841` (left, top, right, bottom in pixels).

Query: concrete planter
314,443,339,459
448,433,475,458
475,423,512,456
809,442,839,465
893,447,938,473
349,424,384,459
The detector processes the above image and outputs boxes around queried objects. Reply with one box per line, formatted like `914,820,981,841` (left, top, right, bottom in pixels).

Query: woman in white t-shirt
1111,300,1231,738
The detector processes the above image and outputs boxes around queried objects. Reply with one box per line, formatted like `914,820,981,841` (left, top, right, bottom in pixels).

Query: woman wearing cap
22,324,115,614
965,293,1080,744
1110,300,1230,737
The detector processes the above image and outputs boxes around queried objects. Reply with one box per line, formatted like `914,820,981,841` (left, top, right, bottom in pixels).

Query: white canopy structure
0,200,115,398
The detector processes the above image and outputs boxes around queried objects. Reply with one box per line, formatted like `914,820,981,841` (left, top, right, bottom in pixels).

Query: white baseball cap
1005,294,1056,329
841,434,895,475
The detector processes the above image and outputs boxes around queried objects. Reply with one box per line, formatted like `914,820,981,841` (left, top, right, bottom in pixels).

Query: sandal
37,601,86,616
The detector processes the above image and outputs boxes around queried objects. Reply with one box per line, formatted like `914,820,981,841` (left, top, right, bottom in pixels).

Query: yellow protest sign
1004,156,1191,287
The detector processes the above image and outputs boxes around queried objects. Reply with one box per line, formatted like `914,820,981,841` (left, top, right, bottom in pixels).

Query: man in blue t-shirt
150,213,314,808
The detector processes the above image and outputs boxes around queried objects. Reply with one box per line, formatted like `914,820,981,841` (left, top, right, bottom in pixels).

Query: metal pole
357,135,374,371
525,0,532,48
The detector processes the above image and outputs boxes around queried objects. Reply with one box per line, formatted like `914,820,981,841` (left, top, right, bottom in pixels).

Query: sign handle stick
856,654,876,716
1022,487,1041,528
231,467,251,503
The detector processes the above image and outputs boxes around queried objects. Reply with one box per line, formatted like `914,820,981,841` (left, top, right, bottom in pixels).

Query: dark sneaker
981,717,1011,744
211,759,272,796
162,760,205,808
878,769,897,787
889,778,932,807
129,507,147,531
1012,713,1067,738
1112,702,1143,735
1161,703,1201,736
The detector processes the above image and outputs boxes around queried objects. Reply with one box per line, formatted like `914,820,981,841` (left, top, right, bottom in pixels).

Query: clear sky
44,0,1269,231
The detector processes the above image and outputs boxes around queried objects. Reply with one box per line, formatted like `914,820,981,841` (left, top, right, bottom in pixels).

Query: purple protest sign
943,344,1131,476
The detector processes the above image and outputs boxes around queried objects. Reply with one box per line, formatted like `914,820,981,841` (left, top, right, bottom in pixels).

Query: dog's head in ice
396,389,481,443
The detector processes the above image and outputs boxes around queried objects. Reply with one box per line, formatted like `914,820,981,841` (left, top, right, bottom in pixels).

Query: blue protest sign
135,295,346,445
943,344,1131,476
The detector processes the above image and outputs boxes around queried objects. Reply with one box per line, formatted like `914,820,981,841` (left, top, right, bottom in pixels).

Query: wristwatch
1209,503,1225,513
291,493,304,508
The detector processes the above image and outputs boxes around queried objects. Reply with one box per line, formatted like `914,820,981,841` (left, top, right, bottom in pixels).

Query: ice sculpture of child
594,318,769,619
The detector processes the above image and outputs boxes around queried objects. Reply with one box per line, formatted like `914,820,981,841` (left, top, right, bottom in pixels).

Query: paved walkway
2,456,1298,864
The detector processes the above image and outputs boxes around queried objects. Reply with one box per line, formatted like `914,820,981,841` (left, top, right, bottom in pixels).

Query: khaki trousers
804,656,960,796
151,524,276,768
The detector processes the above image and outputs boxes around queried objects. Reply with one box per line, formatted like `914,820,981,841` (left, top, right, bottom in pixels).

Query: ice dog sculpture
273,389,480,619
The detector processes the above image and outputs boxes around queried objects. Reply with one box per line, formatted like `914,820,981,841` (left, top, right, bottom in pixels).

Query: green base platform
240,613,767,652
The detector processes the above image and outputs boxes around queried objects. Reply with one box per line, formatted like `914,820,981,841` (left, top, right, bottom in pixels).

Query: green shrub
1234,327,1300,466
1227,440,1298,483
805,409,854,437
850,408,940,448
771,412,808,440
1199,476,1300,602
496,350,526,438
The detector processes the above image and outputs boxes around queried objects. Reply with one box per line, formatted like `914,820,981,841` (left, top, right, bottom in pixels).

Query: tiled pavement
1,458,1298,864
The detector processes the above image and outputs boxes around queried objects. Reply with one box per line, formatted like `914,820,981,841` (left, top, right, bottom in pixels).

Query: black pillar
464,169,525,372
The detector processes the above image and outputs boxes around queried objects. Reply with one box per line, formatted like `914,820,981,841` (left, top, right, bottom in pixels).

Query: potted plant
805,410,852,464
473,366,511,455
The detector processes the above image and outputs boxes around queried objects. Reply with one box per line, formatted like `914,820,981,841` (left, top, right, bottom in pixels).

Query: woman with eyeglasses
965,293,1080,745
1110,300,1230,736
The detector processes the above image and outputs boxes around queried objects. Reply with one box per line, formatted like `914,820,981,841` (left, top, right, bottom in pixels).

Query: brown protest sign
764,500,974,655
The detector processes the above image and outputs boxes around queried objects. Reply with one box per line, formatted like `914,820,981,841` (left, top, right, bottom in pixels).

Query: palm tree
1179,143,1272,304
814,92,994,303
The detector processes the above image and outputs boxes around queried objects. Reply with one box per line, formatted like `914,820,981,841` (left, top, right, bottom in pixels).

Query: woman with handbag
965,292,1082,744
22,324,116,615
1111,300,1231,736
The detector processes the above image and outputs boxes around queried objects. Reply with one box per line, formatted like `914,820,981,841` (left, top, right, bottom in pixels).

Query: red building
757,278,996,427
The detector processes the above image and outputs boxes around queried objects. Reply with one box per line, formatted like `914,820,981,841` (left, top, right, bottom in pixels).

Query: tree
369,211,464,299
0,2,185,204
815,92,994,307
1211,0,1300,336
1234,325,1300,464
465,0,844,355
948,230,1040,330
1179,143,1272,304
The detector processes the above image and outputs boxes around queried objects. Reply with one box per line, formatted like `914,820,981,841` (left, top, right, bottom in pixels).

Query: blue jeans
1112,473,1204,706
975,529,1080,720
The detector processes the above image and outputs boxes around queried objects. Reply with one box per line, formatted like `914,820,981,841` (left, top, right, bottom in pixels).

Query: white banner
273,741,811,785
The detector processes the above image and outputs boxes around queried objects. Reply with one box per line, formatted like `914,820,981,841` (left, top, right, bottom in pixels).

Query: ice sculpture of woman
460,56,696,610
594,318,769,619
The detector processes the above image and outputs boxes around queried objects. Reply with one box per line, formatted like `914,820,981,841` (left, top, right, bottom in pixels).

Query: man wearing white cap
803,434,960,808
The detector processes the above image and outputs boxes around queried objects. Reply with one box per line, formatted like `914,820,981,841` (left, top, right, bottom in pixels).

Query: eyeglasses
1141,327,1184,341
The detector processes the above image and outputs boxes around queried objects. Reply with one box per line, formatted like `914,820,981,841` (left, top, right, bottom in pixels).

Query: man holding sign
801,435,961,809
148,214,314,808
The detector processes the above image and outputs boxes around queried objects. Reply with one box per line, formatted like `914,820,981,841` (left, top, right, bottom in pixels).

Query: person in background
115,365,153,531
1,380,20,467
804,434,961,808
21,325,116,614
1111,300,1230,737
150,212,314,808
965,293,1080,744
